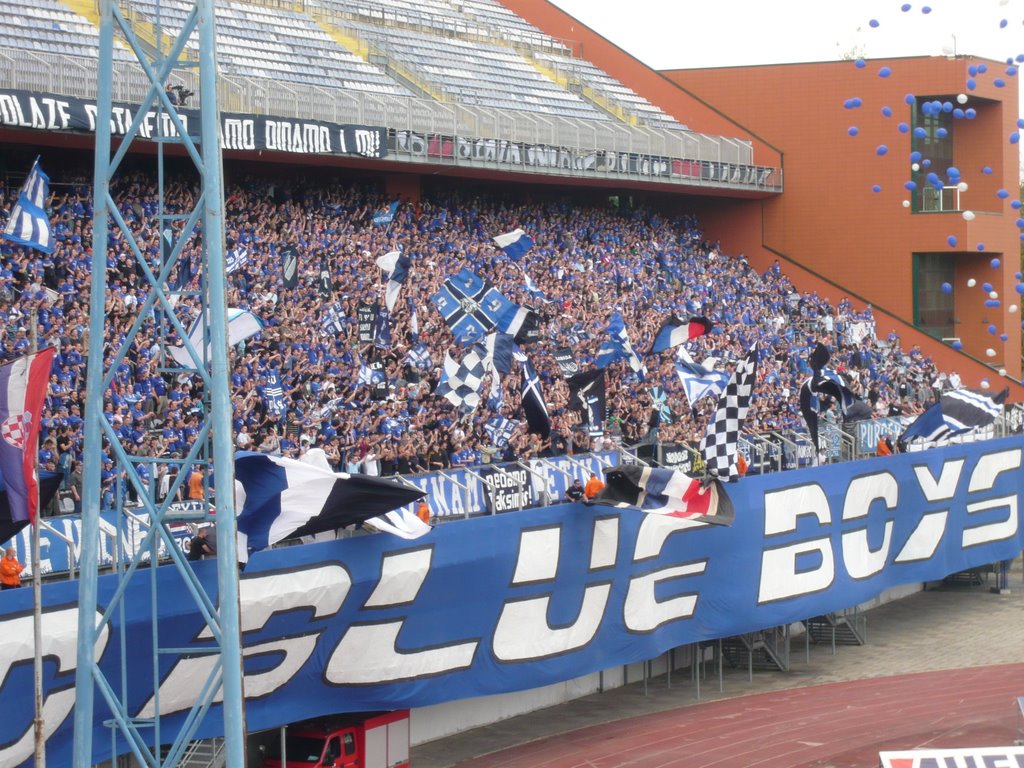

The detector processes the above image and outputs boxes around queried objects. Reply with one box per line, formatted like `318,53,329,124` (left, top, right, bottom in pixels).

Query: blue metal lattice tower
72,0,246,765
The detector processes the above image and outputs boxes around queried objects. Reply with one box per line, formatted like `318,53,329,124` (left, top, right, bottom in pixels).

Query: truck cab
258,710,410,768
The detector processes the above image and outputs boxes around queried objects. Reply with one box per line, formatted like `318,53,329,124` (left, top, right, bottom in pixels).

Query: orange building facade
502,0,1023,390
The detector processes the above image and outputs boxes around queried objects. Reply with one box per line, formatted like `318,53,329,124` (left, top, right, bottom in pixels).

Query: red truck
258,710,410,768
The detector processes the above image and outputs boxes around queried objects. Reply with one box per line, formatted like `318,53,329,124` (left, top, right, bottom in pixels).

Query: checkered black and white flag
699,345,758,482
435,349,489,412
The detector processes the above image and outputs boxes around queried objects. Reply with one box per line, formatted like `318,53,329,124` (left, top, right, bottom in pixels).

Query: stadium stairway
805,610,868,651
307,10,444,102
523,54,640,126
720,627,791,674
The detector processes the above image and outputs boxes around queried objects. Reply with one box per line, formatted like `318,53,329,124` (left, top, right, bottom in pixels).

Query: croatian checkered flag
698,345,758,482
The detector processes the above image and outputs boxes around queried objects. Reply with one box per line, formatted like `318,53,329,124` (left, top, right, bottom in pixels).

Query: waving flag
649,386,673,425
261,370,287,418
435,349,489,412
567,369,606,428
900,387,1008,445
0,348,56,543
408,298,419,343
168,308,264,369
358,362,385,389
499,305,542,345
699,345,758,482
376,250,412,312
430,268,517,345
372,200,400,227
235,452,425,561
280,245,299,289
596,464,734,526
479,333,514,375
226,246,249,275
493,229,534,261
520,266,554,304
595,311,645,378
520,359,550,439
2,157,53,254
405,342,432,371
321,302,346,336
675,349,729,409
485,416,519,448
649,316,713,354
0,471,62,546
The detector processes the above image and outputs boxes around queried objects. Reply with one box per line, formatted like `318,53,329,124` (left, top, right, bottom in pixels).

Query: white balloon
957,182,968,192
999,368,1007,376
911,163,920,171
986,348,996,357
989,291,999,299
967,278,977,287
956,93,968,104
1010,304,1019,313
963,210,976,221
902,200,911,208
981,380,991,389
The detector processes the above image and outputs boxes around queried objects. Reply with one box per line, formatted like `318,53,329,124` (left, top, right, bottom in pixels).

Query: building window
911,99,955,213
913,252,955,338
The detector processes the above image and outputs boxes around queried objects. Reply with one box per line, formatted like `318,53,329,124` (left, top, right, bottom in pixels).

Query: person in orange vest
416,498,430,525
584,472,605,502
736,453,748,477
876,435,893,457
187,465,204,501
1,547,25,589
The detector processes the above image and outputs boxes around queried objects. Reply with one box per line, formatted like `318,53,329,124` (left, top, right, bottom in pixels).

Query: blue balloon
995,79,1006,88
1017,284,1024,295
946,166,960,178
1001,333,1009,341
904,93,916,105
983,282,993,292
947,235,958,247
953,108,965,119
848,126,859,136
988,324,997,333
1013,201,1022,210
967,78,977,91
921,158,932,167
1019,119,1024,129
913,127,927,138
1001,18,1009,28
952,340,963,350
978,243,986,251
910,150,922,162
1016,272,1023,280
941,282,953,293
969,65,978,76
1018,55,1024,63
966,108,977,119
942,101,953,112
904,181,917,191
876,145,888,156
991,258,1002,268
998,189,1010,198
855,58,866,69
879,66,892,78
921,5,931,12
872,184,882,193
936,128,948,138
1011,132,1020,144
881,106,893,117
982,165,992,174
901,2,911,9
898,122,909,133
1009,67,1019,77
978,63,988,73
1017,218,1024,228
869,18,880,27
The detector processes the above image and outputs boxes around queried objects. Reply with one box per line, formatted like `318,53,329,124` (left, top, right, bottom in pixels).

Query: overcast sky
548,0,1024,70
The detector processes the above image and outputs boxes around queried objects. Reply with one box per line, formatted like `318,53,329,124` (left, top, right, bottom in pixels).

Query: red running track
456,664,1024,768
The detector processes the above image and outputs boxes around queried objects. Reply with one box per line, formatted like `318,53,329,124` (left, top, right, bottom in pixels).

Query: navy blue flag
234,452,424,561
281,245,299,289
499,305,542,345
321,302,345,336
376,250,412,312
372,200,400,226
484,416,519,448
374,305,391,349
520,359,550,439
2,157,53,254
567,369,606,427
408,298,419,343
318,256,332,299
405,342,432,371
430,268,516,345
899,387,1008,445
262,369,287,418
478,333,514,375
226,246,249,275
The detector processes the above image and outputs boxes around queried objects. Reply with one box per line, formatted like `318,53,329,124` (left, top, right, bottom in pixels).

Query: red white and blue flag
0,348,56,543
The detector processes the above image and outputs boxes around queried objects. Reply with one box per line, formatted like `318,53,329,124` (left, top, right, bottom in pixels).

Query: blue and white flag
2,157,53,254
358,363,385,389
899,387,1008,445
493,228,534,261
486,373,503,412
408,298,419,343
498,304,542,345
595,311,645,378
649,386,672,425
520,359,550,439
226,246,249,275
478,332,514,375
376,250,411,312
168,308,264,369
321,302,346,336
262,369,287,418
520,266,554,304
484,416,519,448
675,349,729,409
405,342,432,371
430,268,516,345
234,451,425,561
649,316,712,354
435,348,489,411
372,200,400,227
374,305,391,349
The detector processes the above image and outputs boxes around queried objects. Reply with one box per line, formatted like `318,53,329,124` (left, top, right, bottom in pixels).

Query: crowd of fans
0,164,953,512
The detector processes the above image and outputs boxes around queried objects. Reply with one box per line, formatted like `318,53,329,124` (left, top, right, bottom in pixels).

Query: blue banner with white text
0,438,1021,766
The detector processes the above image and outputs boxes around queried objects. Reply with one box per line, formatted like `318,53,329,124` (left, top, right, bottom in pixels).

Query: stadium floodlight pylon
72,1,246,767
